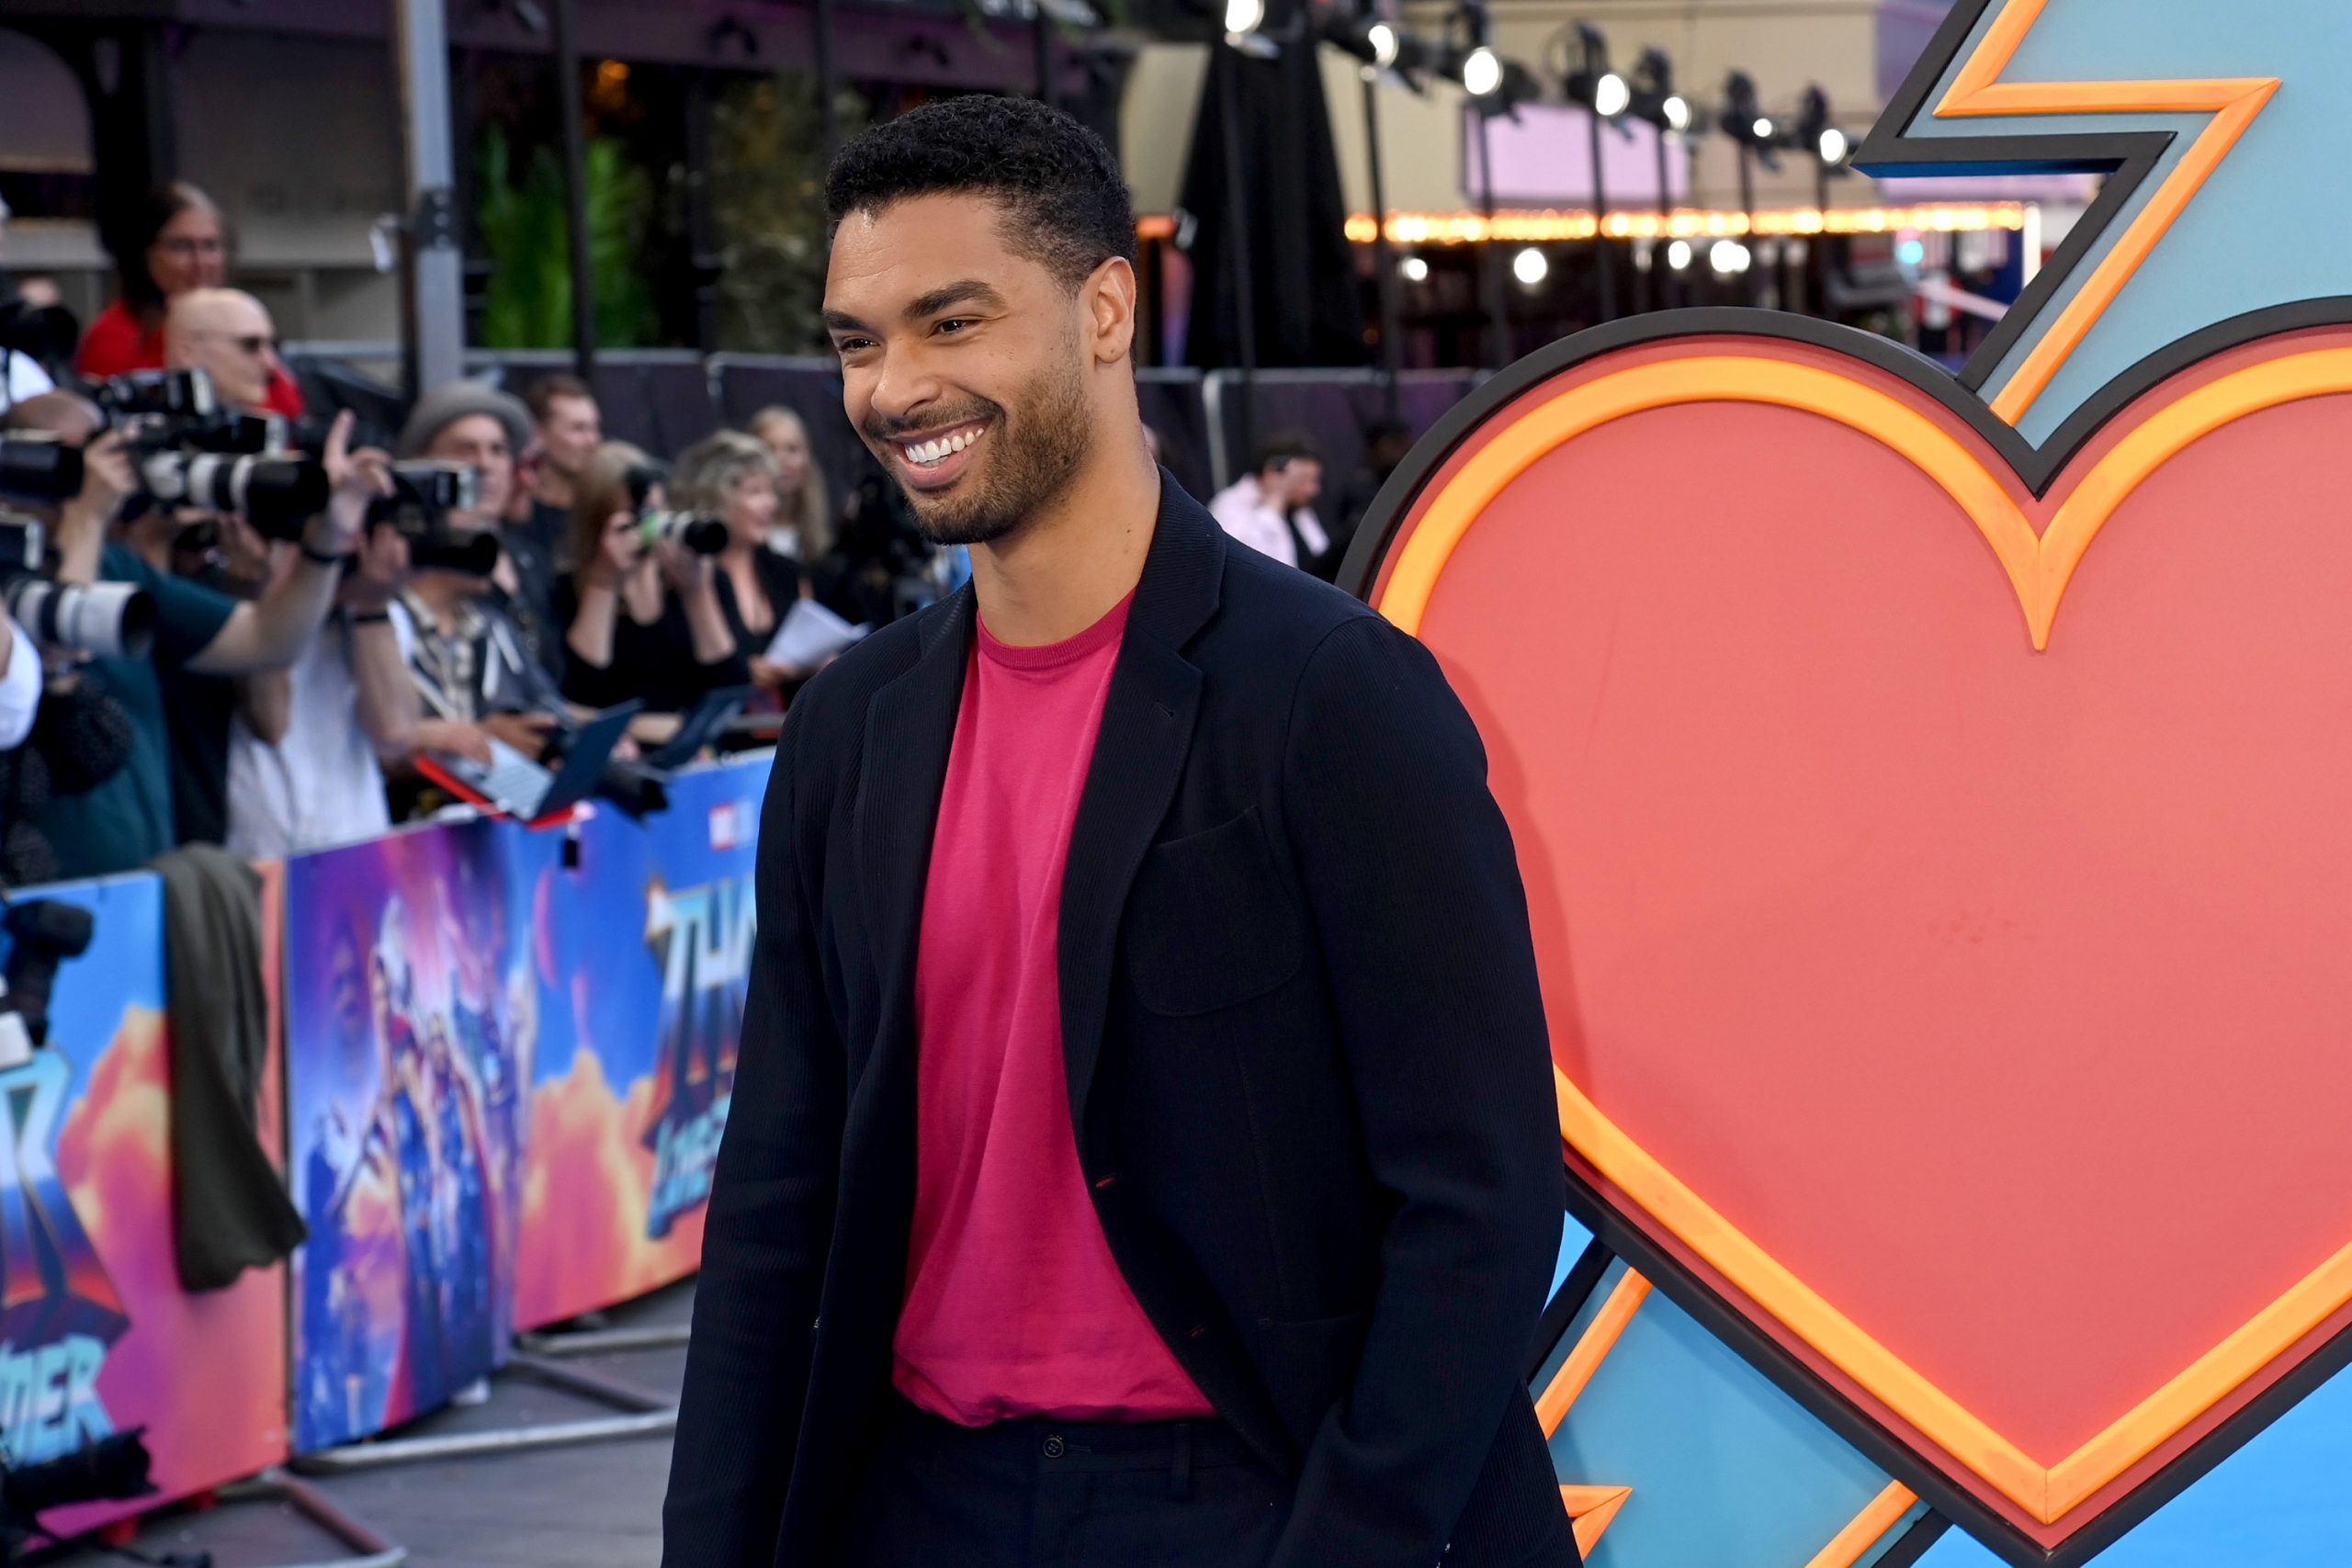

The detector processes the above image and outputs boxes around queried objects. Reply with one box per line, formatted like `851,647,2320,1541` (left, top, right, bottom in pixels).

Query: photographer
227,513,419,858
164,289,288,423
556,441,747,715
396,384,561,685
388,413,573,778
12,393,376,877
671,430,806,695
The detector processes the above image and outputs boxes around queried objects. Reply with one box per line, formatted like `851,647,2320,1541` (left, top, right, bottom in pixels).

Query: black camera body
0,436,84,507
96,369,327,543
368,459,501,576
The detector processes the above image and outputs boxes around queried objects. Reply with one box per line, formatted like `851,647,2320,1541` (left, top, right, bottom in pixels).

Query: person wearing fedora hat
388,381,573,785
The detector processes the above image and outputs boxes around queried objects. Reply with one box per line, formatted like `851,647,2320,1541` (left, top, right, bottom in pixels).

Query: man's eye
934,319,975,336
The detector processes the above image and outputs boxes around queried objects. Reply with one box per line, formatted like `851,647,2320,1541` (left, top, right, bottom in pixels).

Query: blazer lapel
855,586,974,1078
1058,478,1227,1140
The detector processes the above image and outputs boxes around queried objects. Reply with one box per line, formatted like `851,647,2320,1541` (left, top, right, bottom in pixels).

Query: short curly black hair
824,96,1136,292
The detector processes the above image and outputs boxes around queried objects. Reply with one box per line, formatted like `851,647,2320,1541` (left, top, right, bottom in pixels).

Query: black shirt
553,575,752,715
713,548,803,657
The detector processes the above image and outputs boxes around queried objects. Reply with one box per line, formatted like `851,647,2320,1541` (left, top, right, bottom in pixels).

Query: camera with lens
0,508,153,660
366,458,502,576
0,436,84,507
623,460,727,557
95,368,329,543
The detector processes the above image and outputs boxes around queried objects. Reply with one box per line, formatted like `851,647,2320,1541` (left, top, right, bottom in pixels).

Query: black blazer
662,478,1575,1568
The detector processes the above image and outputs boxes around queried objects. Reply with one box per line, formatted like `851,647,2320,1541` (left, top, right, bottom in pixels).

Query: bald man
164,288,283,415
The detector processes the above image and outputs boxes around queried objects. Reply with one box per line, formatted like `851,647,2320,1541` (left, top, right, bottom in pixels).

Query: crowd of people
0,174,1419,895
0,179,977,889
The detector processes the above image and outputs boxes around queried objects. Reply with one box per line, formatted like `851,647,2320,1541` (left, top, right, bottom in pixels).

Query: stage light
1512,246,1549,285
1461,44,1501,96
1224,0,1264,37
1794,87,1848,170
1562,25,1633,122
1401,254,1430,282
1327,12,1411,74
1666,239,1693,270
1628,50,1690,137
1898,238,1927,266
1710,239,1752,275
1719,72,1782,172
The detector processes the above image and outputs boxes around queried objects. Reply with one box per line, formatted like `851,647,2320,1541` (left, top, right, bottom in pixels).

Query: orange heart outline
1373,345,2352,1526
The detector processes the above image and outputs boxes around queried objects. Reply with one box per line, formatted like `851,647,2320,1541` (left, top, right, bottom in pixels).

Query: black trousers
842,1397,1292,1567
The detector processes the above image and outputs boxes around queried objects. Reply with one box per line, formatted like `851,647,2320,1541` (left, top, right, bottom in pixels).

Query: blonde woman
748,406,832,560
673,429,811,694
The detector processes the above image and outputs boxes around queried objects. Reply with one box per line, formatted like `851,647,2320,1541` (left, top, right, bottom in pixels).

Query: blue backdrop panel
1546,1261,1912,1568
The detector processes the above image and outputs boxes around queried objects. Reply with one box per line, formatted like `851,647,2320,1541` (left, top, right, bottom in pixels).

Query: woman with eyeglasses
75,182,306,419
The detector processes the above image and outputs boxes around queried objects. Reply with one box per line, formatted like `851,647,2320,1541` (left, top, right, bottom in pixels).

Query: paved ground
42,1281,695,1568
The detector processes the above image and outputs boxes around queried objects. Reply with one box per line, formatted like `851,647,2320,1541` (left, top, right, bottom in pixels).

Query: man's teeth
904,428,982,467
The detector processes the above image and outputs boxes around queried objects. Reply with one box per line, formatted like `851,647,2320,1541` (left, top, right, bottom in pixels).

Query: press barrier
0,752,770,1533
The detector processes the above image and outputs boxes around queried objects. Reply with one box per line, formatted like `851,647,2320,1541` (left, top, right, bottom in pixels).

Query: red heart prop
1368,326,2352,1551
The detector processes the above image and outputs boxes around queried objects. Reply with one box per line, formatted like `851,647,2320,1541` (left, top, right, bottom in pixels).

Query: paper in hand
767,599,869,669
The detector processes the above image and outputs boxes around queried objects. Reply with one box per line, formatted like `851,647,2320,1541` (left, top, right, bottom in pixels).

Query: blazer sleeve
1269,614,1563,1568
661,713,846,1566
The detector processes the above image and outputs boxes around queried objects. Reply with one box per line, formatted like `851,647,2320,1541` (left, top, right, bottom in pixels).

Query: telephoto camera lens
4,578,157,660
640,511,730,557
139,450,330,542
0,436,85,504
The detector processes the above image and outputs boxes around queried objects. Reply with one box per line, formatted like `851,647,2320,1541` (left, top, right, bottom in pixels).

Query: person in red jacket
77,182,305,419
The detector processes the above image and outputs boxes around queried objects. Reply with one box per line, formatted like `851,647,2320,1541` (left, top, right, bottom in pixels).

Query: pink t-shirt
893,592,1213,1426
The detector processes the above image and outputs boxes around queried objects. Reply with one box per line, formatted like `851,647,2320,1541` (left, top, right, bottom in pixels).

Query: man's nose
865,344,943,427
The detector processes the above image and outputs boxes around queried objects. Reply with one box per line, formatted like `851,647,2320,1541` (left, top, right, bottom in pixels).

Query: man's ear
1086,256,1138,366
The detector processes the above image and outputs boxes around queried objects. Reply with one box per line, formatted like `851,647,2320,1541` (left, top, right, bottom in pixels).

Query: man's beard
865,353,1093,548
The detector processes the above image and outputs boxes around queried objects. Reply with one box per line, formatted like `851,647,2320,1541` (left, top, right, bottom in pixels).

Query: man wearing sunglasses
164,288,286,418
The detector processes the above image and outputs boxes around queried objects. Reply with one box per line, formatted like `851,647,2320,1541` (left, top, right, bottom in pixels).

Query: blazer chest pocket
1124,808,1306,1017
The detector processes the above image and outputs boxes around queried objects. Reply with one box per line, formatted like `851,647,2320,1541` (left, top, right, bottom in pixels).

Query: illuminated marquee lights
1332,204,2028,245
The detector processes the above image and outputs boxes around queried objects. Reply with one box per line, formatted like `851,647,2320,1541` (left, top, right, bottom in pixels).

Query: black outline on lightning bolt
1855,0,2352,464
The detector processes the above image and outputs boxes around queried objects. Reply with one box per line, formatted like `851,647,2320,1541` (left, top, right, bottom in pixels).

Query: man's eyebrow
820,308,870,334
904,280,1006,321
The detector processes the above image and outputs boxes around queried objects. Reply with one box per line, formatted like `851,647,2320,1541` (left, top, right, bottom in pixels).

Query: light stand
1561,23,1631,321
1720,71,1779,308
1629,48,1688,314
1327,8,1410,417
1472,106,1510,368
1362,71,1404,415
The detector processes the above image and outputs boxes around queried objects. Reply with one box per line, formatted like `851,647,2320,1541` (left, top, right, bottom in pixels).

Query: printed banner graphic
8,873,288,1535
514,758,763,1331
285,821,537,1453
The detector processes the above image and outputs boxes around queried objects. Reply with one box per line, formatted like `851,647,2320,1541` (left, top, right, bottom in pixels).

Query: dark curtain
1177,3,1365,370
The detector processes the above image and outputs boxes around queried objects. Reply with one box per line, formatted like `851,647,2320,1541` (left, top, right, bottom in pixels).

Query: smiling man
662,96,1574,1568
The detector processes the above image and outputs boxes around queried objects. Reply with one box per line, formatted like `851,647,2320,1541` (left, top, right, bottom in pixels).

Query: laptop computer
420,701,641,825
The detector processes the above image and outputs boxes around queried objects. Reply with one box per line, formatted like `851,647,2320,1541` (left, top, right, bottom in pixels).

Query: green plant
476,124,658,349
707,73,869,355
